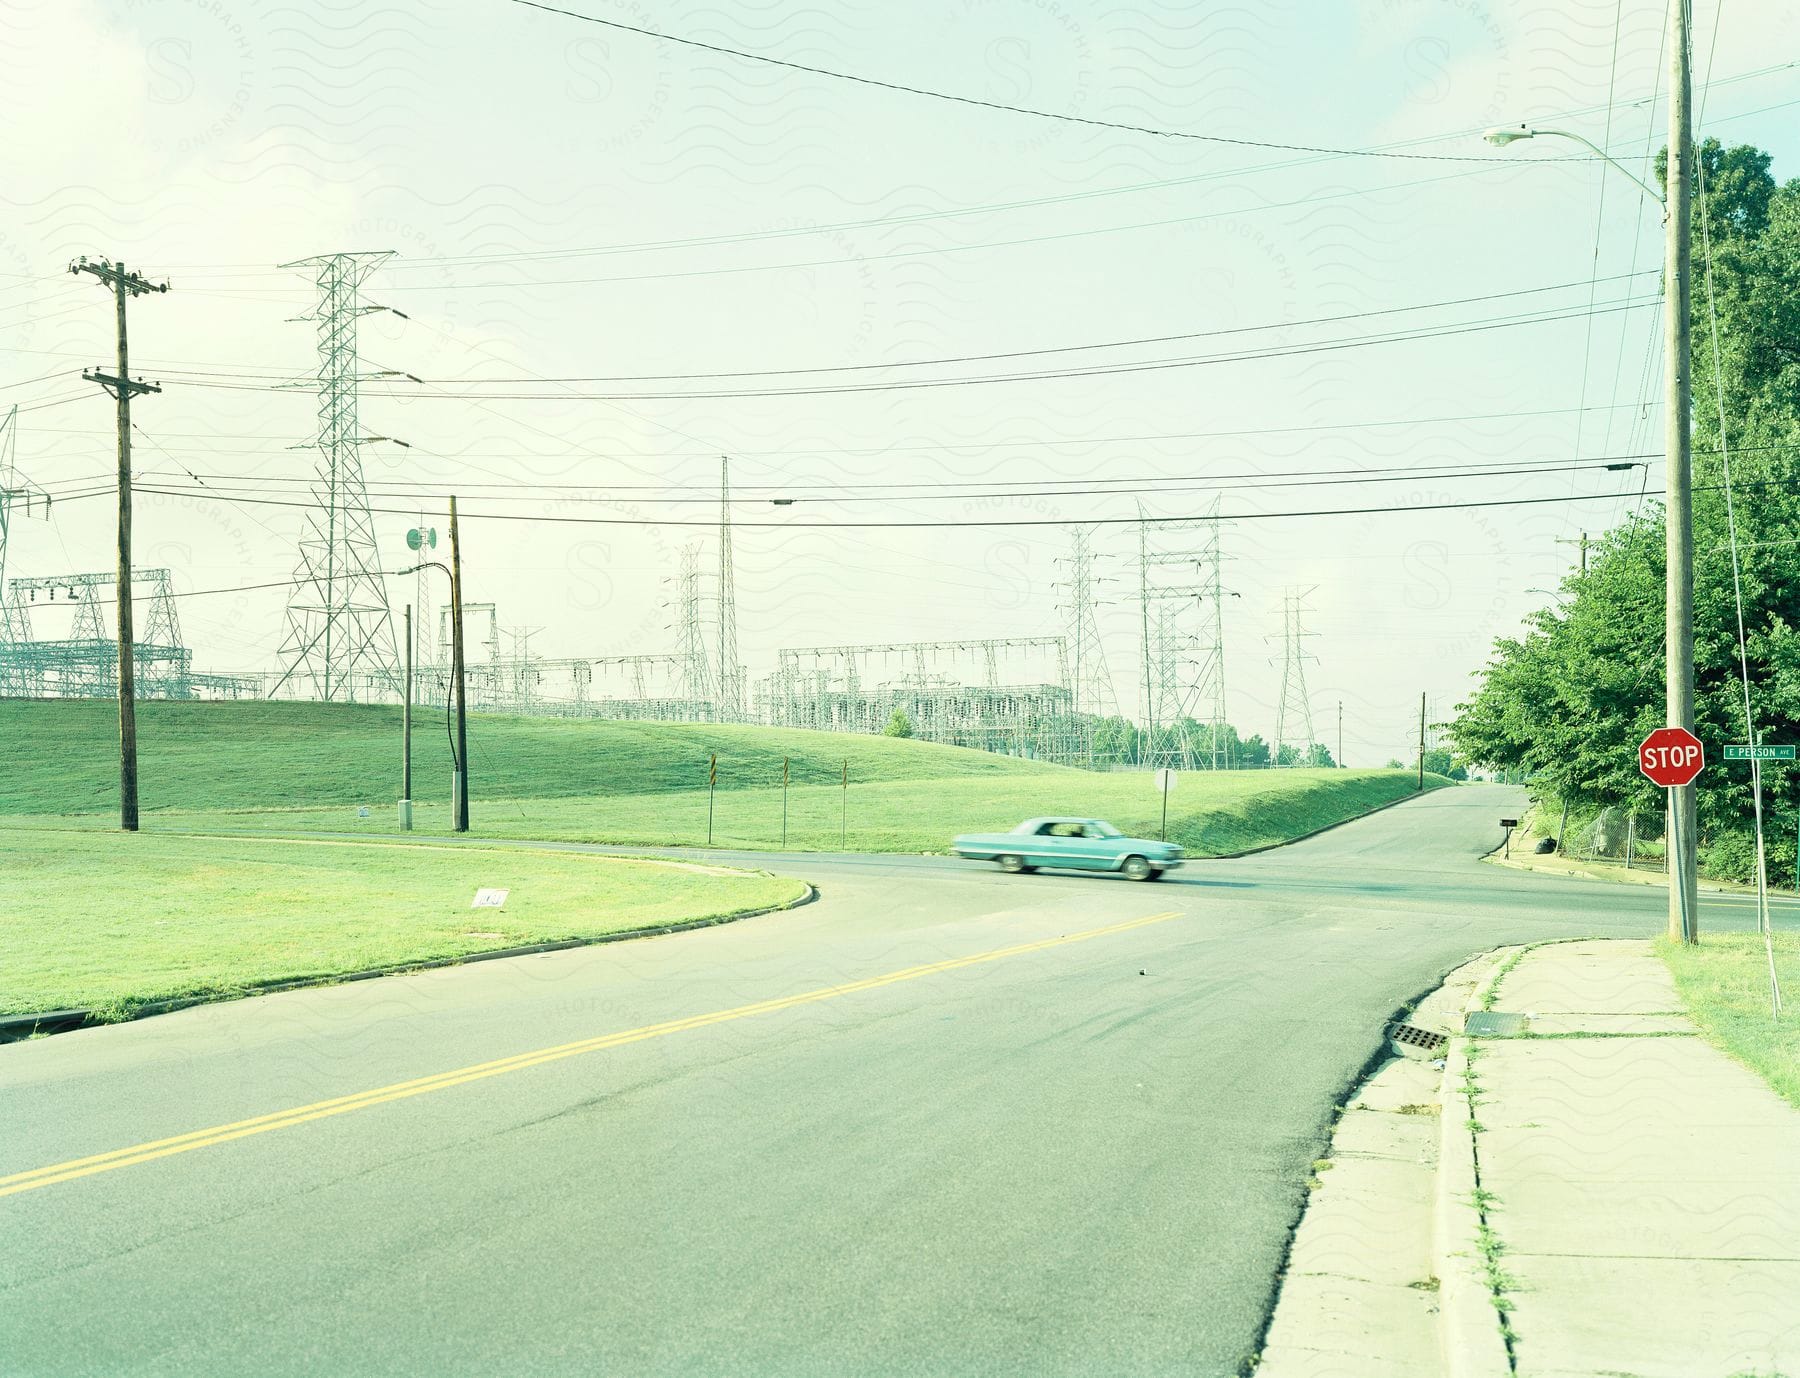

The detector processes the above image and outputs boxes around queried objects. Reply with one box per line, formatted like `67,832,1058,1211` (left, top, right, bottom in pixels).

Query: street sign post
1639,727,1705,788
1722,744,1795,761
1154,768,1177,841
1639,728,1704,943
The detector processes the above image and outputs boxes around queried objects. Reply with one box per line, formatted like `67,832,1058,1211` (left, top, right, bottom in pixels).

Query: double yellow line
1,909,1182,1200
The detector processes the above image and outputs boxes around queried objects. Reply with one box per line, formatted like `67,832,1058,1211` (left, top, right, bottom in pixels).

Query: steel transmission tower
674,543,716,710
1054,525,1118,762
716,456,742,720
1191,502,1233,768
0,407,48,688
1137,503,1232,769
1272,587,1319,766
272,250,401,702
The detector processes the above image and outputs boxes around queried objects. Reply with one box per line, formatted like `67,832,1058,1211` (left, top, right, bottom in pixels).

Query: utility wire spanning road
1,785,1786,1375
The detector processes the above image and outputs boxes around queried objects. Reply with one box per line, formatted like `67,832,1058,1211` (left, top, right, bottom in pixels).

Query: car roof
1019,817,1105,827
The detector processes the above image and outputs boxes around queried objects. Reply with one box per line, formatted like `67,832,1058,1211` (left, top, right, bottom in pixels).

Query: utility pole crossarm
81,369,161,400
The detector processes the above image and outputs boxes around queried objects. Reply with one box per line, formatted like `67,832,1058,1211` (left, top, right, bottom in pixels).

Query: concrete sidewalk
1258,939,1800,1378
1466,939,1800,1377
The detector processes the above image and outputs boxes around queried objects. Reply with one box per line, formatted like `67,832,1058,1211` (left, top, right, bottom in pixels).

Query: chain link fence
1548,803,1668,872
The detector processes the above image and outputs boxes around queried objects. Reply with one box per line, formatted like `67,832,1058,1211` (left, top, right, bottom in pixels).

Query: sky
3,0,1799,766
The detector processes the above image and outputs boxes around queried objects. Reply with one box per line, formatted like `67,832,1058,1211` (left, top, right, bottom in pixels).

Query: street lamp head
1483,125,1536,147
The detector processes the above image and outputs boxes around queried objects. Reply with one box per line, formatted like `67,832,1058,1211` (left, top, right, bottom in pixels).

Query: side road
1257,939,1800,1377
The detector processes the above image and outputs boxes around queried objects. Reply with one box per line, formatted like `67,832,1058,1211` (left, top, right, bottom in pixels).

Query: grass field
0,699,1054,815
111,769,1440,856
1659,933,1800,1110
0,700,1447,855
0,831,806,1020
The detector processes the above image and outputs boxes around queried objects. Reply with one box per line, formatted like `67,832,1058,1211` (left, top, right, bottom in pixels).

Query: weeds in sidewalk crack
1459,1040,1520,1371
1482,946,1537,1012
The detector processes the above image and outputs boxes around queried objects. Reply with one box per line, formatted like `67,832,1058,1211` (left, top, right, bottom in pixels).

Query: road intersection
2,785,1790,1375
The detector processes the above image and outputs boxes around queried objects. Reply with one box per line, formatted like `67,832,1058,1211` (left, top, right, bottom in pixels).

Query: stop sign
1639,727,1706,787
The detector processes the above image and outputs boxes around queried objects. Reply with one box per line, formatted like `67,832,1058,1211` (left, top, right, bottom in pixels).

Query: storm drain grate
1388,1022,1449,1057
1464,1010,1528,1037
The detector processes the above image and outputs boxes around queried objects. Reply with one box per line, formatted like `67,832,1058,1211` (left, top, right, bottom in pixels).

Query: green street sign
1722,744,1796,761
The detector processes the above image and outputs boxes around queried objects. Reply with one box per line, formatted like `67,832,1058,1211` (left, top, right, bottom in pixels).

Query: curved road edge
0,878,819,1046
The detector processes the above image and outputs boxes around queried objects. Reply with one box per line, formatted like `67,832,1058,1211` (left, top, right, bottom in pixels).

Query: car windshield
1090,822,1122,838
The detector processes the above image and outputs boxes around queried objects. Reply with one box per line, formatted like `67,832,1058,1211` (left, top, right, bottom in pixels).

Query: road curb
1434,951,1519,1378
0,883,818,1045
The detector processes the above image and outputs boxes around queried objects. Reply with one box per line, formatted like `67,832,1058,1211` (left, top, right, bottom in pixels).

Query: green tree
1453,141,1800,881
1421,748,1467,782
883,709,913,739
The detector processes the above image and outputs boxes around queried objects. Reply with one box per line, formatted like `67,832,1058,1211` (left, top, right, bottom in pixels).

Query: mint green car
951,817,1184,881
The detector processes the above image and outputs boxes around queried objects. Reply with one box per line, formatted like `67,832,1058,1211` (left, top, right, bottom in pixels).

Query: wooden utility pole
1664,0,1698,941
1417,693,1427,790
449,497,470,833
1338,700,1344,768
1556,532,1590,576
72,258,167,833
401,603,413,830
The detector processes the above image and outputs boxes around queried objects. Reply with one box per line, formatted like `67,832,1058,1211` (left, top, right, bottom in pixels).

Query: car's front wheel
1121,855,1154,882
997,854,1034,874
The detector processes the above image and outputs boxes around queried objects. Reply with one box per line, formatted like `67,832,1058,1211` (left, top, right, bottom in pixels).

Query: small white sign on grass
471,888,510,910
1154,768,1178,792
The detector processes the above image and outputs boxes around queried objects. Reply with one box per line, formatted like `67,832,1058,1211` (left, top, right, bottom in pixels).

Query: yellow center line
1,909,1182,1199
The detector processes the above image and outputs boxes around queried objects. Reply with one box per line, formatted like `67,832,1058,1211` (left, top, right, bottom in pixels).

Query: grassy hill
0,699,1449,855
0,699,1056,816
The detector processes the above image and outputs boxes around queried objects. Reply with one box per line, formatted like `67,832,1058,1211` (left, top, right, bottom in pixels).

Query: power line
160,297,1662,402
109,272,1660,387
114,480,1666,529
15,402,1654,456
122,456,1649,508
508,0,1599,164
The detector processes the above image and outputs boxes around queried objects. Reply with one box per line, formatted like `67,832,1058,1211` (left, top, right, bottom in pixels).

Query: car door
1056,822,1115,871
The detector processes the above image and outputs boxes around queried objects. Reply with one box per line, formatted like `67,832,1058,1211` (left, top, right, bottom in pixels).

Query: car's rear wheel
1121,855,1154,882
997,854,1033,874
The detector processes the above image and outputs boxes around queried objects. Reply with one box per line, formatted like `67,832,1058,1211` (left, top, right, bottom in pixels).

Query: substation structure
755,639,1080,761
0,568,256,700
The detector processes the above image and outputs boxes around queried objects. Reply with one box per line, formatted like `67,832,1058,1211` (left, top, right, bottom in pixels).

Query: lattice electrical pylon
271,250,401,703
0,405,50,691
716,455,742,721
1136,504,1232,770
1191,500,1234,769
674,543,716,710
1271,587,1320,767
1052,524,1118,765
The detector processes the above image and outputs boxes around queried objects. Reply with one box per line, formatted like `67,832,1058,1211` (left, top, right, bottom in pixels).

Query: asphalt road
1,785,1787,1376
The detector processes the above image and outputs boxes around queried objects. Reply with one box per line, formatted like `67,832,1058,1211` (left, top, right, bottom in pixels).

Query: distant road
0,785,1783,1375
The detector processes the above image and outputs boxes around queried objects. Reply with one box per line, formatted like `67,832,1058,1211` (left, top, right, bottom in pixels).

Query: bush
1703,829,1759,884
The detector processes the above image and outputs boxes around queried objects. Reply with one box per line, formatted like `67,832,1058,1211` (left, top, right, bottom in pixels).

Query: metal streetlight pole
398,557,467,834
1483,0,1696,940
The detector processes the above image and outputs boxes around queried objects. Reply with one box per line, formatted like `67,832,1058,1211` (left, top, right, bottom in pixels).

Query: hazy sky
4,0,1798,765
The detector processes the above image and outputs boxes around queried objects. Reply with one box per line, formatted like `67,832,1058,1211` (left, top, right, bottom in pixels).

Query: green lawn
0,699,1446,856
0,831,806,1020
0,699,1055,815
1659,933,1800,1109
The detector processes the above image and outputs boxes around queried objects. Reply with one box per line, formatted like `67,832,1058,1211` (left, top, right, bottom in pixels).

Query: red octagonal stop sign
1639,727,1706,787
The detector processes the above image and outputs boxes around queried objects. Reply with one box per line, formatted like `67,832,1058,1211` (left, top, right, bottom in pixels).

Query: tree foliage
1452,141,1800,879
